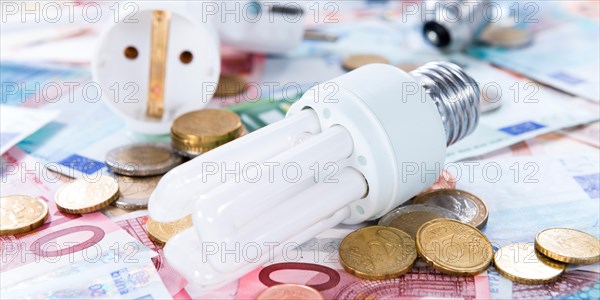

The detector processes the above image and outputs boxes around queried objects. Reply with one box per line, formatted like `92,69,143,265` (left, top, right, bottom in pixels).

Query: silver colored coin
112,175,161,210
412,189,489,229
106,143,182,176
378,204,460,239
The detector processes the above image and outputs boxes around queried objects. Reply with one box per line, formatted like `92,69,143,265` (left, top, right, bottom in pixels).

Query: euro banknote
447,153,600,299
468,2,600,102
0,105,58,155
445,54,598,162
112,210,190,298
229,152,599,300
0,148,170,299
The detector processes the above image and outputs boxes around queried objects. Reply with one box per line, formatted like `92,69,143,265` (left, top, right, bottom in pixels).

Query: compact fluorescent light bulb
148,62,480,291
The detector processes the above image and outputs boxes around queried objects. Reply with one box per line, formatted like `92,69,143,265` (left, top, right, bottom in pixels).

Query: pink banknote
237,262,490,300
1,148,145,273
114,211,191,299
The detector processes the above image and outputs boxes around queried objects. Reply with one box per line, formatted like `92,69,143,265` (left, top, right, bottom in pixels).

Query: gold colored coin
0,195,49,236
480,26,532,48
339,226,417,280
378,204,461,239
494,243,565,285
171,109,245,157
215,74,247,97
412,189,489,229
535,228,600,264
146,215,193,245
55,176,119,214
256,284,324,300
342,54,390,71
396,63,419,72
416,219,493,276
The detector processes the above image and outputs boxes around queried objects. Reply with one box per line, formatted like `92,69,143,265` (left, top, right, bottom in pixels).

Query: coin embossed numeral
367,229,403,262
259,262,341,291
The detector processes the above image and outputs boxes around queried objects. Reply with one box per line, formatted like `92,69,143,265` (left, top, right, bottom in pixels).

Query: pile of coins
171,109,247,158
107,142,182,210
105,140,193,243
339,188,600,284
0,108,245,242
494,228,600,284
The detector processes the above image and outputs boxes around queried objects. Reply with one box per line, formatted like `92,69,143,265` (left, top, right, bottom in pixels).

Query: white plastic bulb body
188,0,305,54
148,62,480,292
92,2,220,134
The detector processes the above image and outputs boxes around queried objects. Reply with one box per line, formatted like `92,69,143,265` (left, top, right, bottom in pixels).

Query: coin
416,219,493,276
215,74,247,97
256,284,324,300
422,169,457,192
0,195,49,236
480,87,502,113
480,26,532,48
146,215,193,245
535,228,600,264
412,189,489,229
55,176,119,214
105,143,182,176
339,226,417,280
171,109,246,157
396,63,419,72
342,54,390,71
494,243,565,285
112,175,161,210
378,204,461,239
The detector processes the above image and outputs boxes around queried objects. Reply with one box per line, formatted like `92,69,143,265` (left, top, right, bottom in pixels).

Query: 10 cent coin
494,243,565,284
339,226,417,280
55,176,119,214
0,195,49,235
416,219,493,276
535,228,600,264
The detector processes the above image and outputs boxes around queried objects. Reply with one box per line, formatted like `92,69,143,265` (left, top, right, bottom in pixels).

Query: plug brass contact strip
147,10,171,119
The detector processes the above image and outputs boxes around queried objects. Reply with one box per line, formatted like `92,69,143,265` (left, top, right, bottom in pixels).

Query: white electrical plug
148,62,480,292
92,2,220,134
92,1,306,134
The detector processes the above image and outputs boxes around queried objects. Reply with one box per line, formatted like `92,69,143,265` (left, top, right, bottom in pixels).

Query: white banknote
468,2,600,102
446,54,598,162
0,105,58,155
447,153,600,299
